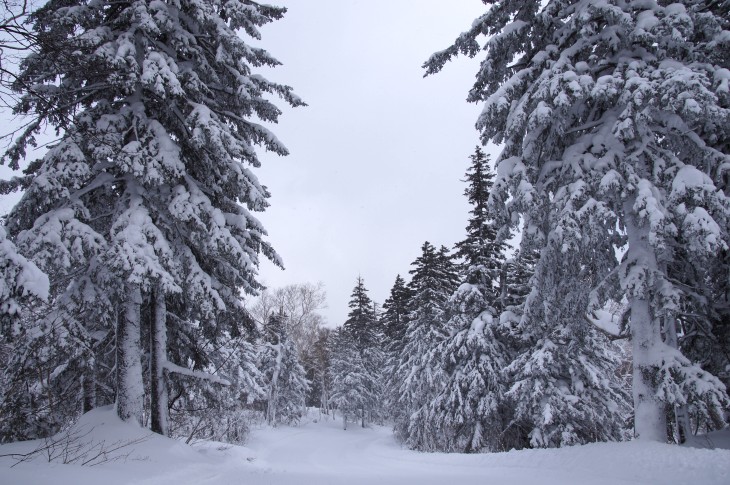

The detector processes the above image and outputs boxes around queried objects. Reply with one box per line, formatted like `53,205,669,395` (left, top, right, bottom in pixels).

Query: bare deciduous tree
248,282,327,355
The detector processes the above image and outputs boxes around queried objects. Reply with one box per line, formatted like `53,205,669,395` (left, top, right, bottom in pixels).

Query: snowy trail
219,413,717,485
2,408,729,485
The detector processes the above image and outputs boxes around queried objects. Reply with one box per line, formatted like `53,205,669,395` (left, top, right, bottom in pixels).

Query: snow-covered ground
1,407,729,485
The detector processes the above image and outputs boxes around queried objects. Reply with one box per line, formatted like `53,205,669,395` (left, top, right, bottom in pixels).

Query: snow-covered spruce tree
272,337,310,425
380,274,412,422
329,327,375,430
429,147,512,452
505,236,632,448
340,276,384,425
425,0,730,442
391,242,459,450
259,311,309,426
5,0,302,429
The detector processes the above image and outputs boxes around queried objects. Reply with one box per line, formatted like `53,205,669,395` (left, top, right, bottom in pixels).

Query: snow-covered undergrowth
1,407,728,485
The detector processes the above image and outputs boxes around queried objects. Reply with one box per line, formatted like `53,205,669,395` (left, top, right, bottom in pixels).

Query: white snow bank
0,406,205,485
1,407,729,485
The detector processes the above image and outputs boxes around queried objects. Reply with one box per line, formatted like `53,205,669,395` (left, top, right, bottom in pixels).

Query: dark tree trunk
150,288,169,435
81,356,96,413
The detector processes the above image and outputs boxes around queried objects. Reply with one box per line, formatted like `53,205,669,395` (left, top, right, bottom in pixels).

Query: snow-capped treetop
407,242,459,322
342,276,379,352
381,274,412,349
453,146,506,309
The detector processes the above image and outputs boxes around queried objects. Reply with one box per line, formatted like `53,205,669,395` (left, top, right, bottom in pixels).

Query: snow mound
0,406,212,485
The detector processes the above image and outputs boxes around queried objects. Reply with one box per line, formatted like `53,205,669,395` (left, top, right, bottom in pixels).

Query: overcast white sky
252,0,499,325
0,0,498,327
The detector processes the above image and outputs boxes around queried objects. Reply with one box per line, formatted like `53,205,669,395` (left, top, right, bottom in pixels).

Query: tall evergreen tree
380,274,412,423
453,146,504,307
4,0,302,430
391,241,459,450
425,0,730,442
329,327,375,430
339,276,384,425
430,149,512,452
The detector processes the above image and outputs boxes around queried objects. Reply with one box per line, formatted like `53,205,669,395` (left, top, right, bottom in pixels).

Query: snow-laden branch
584,314,627,341
163,362,231,386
